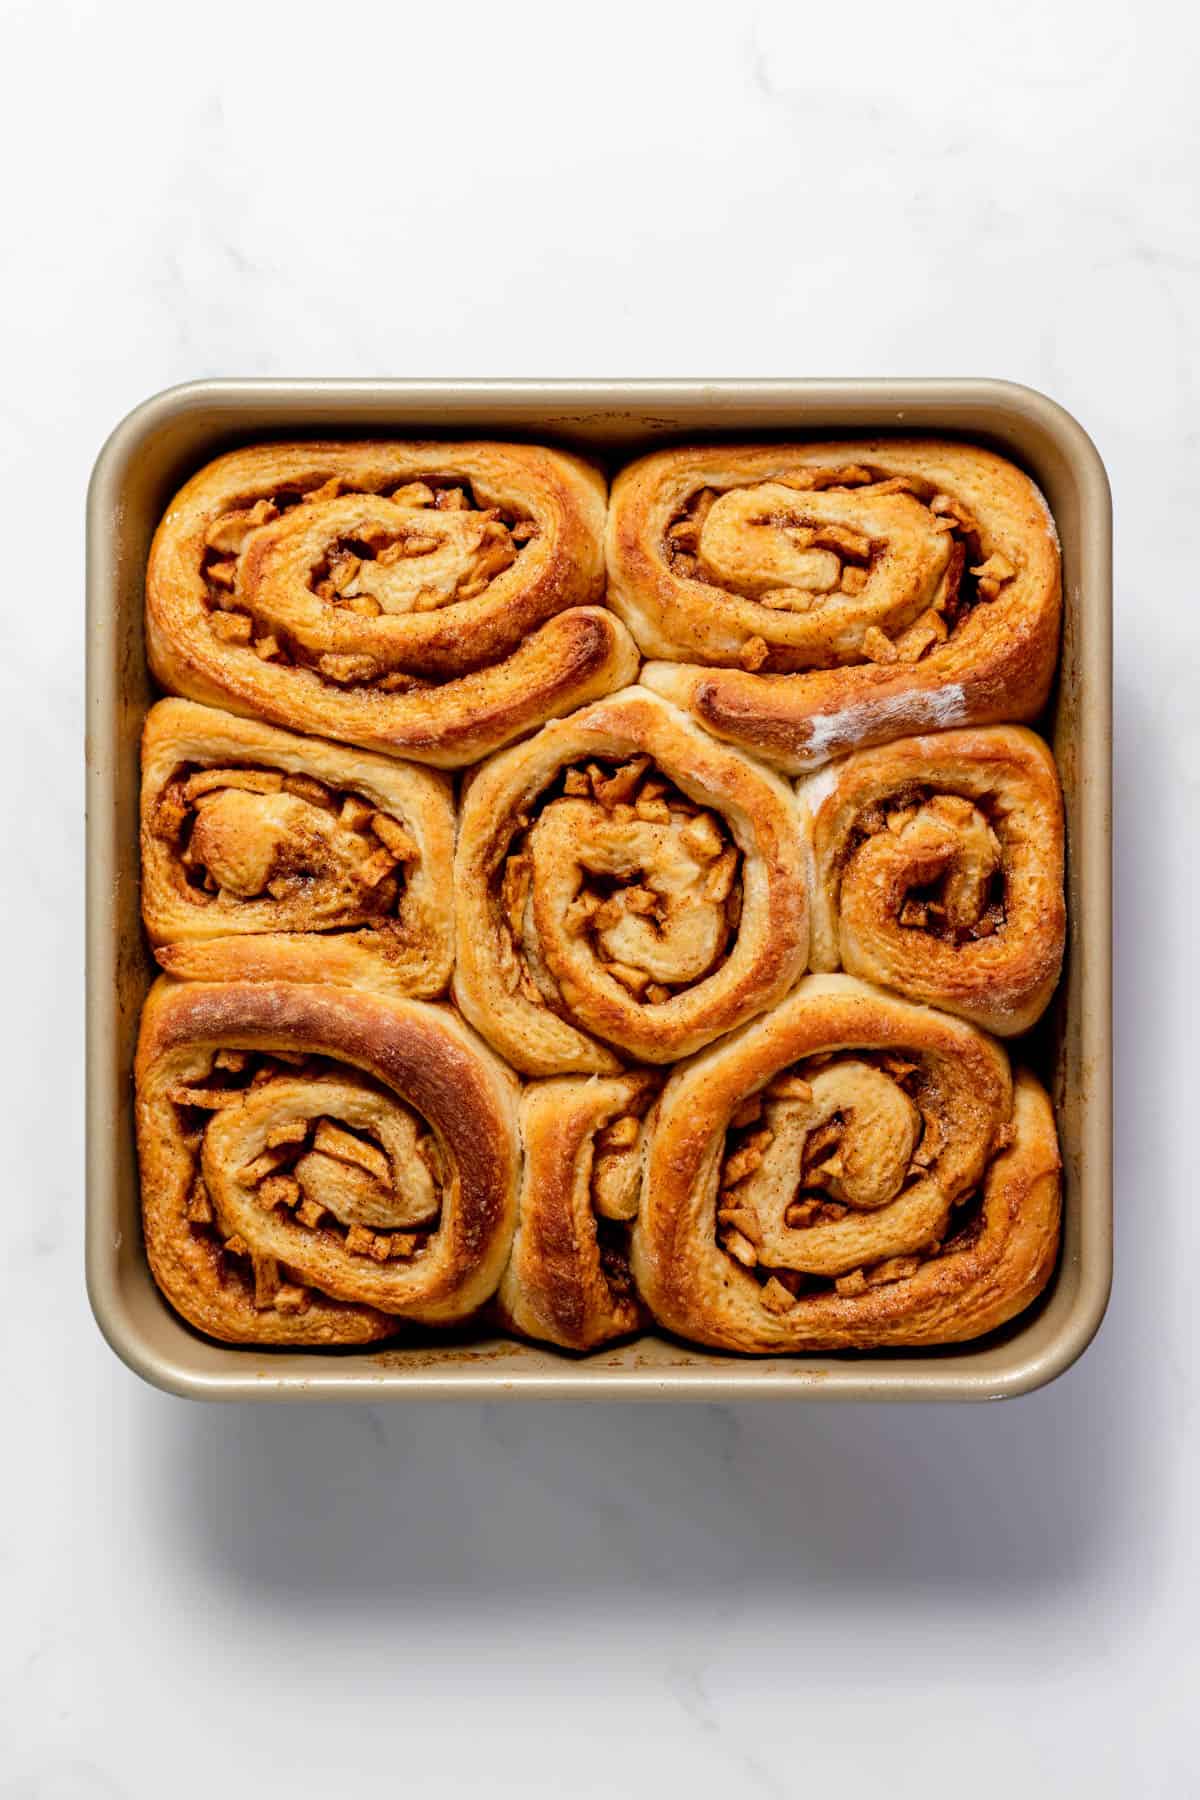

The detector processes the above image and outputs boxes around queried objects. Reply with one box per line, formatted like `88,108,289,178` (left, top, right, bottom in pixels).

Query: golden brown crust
452,687,810,1075
498,1072,659,1350
631,974,1061,1352
133,434,1070,1364
135,978,520,1344
146,441,637,767
141,699,455,999
607,440,1061,772
800,725,1065,1034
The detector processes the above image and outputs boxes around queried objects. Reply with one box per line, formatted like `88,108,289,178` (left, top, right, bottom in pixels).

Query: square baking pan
86,378,1112,1402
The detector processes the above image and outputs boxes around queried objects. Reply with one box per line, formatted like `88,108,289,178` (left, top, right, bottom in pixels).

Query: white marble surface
2,0,1193,1792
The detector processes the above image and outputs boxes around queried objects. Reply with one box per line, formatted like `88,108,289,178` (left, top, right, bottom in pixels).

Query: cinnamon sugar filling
168,1051,446,1316
199,474,539,691
663,465,1016,674
152,759,419,931
715,1050,998,1305
493,753,745,1017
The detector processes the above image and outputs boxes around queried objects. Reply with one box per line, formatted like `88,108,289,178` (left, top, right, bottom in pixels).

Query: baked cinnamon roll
498,1072,658,1350
633,975,1061,1352
147,441,637,767
141,700,455,997
607,441,1061,771
453,687,809,1074
135,979,519,1344
800,726,1065,1034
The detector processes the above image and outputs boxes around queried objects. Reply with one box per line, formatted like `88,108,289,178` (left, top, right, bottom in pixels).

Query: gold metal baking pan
86,379,1111,1401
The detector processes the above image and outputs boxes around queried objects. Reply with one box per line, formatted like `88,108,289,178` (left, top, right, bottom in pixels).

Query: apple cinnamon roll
135,978,520,1344
800,726,1065,1034
453,688,809,1075
633,975,1061,1353
498,1071,659,1351
608,441,1061,771
146,441,637,767
141,700,455,998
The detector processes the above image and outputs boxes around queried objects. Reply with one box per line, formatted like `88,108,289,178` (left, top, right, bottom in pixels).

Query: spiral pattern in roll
132,431,1070,1360
632,974,1061,1352
800,725,1065,1034
141,699,455,997
607,440,1061,771
147,441,638,767
134,979,520,1344
453,687,810,1075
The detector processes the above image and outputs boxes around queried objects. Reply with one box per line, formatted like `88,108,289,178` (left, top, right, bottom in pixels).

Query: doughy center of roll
166,1053,452,1311
206,484,524,624
526,795,736,1002
202,1072,444,1262
282,494,515,616
761,1063,919,1213
898,797,1001,931
716,1057,953,1279
189,788,380,900
164,766,418,919
197,474,540,685
697,483,949,630
292,1136,434,1230
846,791,1004,940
